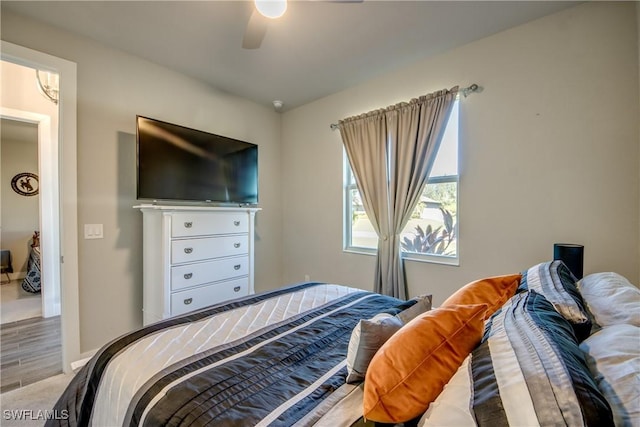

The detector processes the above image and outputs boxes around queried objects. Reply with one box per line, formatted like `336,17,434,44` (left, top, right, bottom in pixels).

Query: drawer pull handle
184,298,193,305
183,273,193,279
184,222,193,228
184,247,193,254
234,243,241,248
234,286,241,292
234,264,241,270
234,221,240,226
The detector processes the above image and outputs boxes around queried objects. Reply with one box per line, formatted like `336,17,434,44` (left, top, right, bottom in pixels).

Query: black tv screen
136,116,258,204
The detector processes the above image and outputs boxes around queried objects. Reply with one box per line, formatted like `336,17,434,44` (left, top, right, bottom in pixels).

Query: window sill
343,247,459,266
343,247,376,257
402,253,459,266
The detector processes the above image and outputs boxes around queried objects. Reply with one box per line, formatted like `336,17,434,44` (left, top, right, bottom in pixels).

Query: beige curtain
339,87,458,299
340,113,389,252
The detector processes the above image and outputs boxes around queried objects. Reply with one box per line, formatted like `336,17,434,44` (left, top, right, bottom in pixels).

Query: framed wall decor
11,172,39,196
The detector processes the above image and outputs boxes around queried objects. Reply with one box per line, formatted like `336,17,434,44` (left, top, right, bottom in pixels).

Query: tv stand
135,204,260,326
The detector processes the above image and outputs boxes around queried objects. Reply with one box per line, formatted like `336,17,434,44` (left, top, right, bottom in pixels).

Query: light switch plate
84,224,104,239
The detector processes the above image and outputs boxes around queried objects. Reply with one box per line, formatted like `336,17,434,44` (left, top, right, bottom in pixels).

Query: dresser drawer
171,278,249,316
171,235,248,264
171,212,248,237
171,256,248,291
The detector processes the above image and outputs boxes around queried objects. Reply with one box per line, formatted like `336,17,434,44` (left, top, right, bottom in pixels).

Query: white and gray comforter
48,282,405,427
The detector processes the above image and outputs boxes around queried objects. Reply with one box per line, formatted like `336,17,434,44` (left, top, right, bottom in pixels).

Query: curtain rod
329,83,480,131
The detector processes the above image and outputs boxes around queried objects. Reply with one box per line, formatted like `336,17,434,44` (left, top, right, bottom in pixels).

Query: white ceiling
2,1,579,111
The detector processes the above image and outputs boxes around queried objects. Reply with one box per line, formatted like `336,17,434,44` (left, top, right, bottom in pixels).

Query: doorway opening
0,63,62,392
0,41,80,386
1,119,43,323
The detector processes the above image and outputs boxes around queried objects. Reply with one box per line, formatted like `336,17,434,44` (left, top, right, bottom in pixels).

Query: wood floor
0,315,62,393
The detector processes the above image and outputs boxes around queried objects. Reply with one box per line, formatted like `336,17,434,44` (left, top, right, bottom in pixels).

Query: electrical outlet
304,274,310,282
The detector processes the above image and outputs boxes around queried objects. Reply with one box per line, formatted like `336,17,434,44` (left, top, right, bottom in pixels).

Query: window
344,100,459,264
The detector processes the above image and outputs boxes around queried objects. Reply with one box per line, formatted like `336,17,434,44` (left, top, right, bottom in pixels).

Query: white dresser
136,204,260,326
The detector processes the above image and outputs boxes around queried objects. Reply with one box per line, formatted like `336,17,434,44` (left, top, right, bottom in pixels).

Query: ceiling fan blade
242,10,269,49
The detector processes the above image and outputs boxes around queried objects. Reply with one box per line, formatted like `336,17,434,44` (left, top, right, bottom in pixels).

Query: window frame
343,164,377,256
342,103,460,266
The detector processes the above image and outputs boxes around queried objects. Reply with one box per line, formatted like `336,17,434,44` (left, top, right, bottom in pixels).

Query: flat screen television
136,116,258,204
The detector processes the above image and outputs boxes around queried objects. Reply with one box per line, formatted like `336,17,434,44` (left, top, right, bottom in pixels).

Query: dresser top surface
135,204,261,213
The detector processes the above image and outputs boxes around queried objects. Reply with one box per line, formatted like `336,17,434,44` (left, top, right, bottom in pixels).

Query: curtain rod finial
461,83,480,97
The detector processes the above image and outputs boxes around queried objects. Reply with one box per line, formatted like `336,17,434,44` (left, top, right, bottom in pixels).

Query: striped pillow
419,291,613,427
519,260,592,340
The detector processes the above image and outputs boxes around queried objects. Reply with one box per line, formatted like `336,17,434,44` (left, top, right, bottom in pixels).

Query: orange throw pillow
363,304,487,423
442,274,521,319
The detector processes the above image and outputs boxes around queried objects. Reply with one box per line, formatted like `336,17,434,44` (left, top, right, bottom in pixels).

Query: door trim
1,41,80,373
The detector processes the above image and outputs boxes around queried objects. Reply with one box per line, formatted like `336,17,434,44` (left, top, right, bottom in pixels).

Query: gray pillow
397,294,433,324
346,313,403,383
345,295,432,384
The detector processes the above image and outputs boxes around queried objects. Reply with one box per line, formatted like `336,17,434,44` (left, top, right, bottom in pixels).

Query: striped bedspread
48,283,404,427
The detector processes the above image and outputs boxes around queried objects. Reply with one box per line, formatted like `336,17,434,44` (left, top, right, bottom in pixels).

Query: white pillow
578,272,640,327
418,356,477,427
579,324,640,427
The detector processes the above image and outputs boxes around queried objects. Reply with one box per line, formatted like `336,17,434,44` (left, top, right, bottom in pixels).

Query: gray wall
2,11,284,352
281,2,640,305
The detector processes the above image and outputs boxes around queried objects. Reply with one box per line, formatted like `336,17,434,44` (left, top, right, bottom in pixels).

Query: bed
48,282,419,426
48,262,639,427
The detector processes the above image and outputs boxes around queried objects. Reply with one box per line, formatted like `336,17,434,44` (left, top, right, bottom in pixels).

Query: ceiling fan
242,0,362,50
